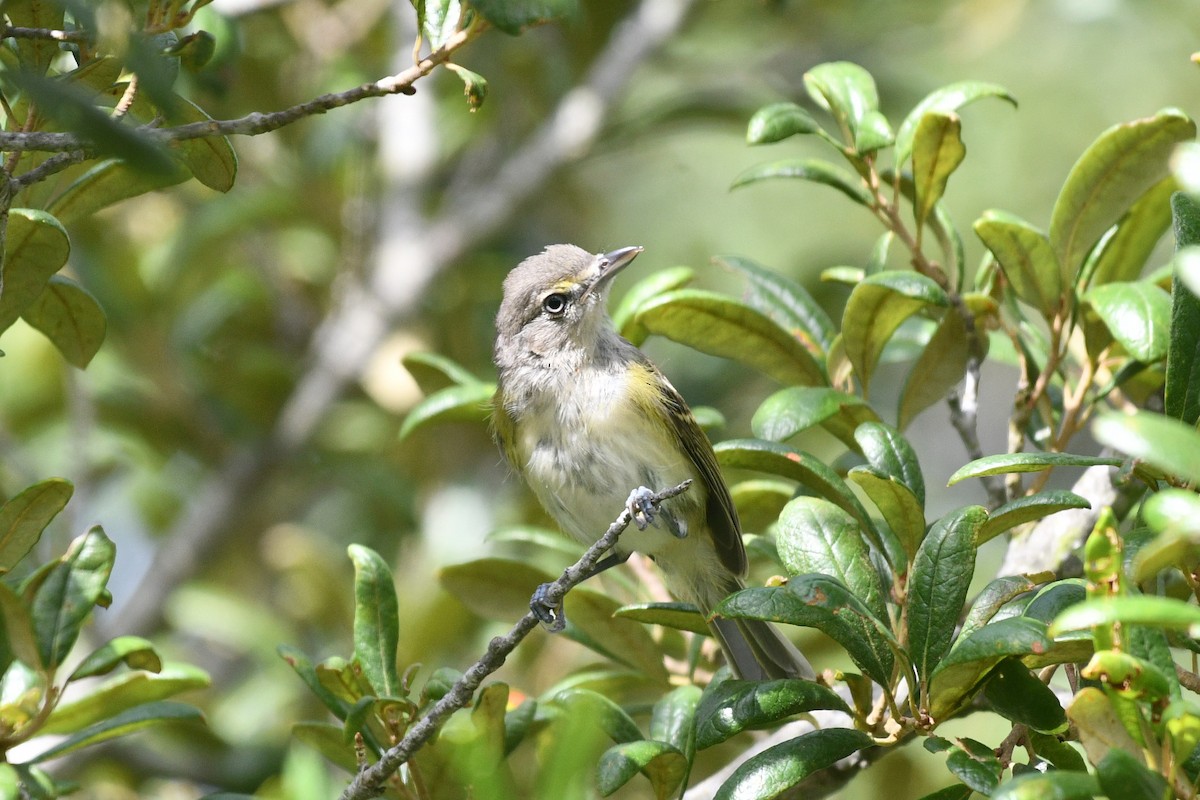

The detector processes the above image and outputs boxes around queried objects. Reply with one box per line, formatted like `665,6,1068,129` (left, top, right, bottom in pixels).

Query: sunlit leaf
1092,409,1200,485
716,255,835,353
1087,176,1175,288
1050,595,1200,635
42,664,210,735
746,102,822,144
977,491,1090,545
895,81,1016,166
47,158,189,226
614,602,709,636
612,266,695,343
911,112,965,228
713,727,874,800
695,678,848,750
730,158,872,206
974,210,1063,317
803,61,879,143
948,452,1122,485
1083,281,1172,362
751,386,878,449
398,381,495,441
69,636,162,681
348,545,400,697
0,478,72,573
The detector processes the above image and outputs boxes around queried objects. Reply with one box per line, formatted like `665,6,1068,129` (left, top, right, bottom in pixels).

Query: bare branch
2,25,89,43
338,481,693,800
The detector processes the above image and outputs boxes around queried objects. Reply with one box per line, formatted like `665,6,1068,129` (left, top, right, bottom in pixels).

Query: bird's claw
531,582,566,632
627,486,657,531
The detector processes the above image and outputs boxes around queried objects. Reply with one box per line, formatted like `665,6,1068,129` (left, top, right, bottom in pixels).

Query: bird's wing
651,366,748,577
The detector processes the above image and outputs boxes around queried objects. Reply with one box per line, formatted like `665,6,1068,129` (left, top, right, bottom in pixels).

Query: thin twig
1,25,89,43
338,481,693,800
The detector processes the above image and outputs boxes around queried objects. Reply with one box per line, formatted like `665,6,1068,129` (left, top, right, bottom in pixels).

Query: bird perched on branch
492,244,813,681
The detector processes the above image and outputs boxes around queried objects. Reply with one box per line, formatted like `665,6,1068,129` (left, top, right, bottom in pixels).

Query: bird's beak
585,245,643,296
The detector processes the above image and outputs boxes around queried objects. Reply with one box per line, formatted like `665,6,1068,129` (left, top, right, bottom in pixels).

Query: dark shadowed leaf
596,740,686,800
554,688,643,744
31,701,203,763
47,158,189,226
614,602,709,636
31,526,115,669
983,658,1067,733
0,478,72,573
470,0,577,34
1167,194,1200,425
1096,748,1169,800
929,616,1052,721
898,306,971,430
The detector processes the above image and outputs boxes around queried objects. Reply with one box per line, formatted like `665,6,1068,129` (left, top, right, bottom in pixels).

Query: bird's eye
543,293,568,315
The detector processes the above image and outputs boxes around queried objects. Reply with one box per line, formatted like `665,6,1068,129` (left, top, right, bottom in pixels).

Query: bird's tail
700,576,815,681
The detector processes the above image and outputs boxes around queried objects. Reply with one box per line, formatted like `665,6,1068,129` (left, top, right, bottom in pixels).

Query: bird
491,243,813,681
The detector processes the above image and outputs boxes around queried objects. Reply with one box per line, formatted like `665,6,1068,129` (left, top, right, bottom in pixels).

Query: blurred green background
1,0,1198,795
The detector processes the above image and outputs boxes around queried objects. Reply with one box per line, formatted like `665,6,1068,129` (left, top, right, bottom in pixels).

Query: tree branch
338,481,693,800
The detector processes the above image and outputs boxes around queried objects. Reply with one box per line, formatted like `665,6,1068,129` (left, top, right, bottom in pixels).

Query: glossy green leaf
415,0,462,48
751,386,878,449
348,545,400,697
1023,580,1087,624
716,254,835,353
469,0,577,34
855,421,925,504
945,738,1002,795
1050,109,1195,278
895,81,1016,166
1092,409,1200,485
974,210,1063,316
0,478,72,573
69,636,162,681
991,770,1100,800
1028,730,1087,772
0,209,71,334
42,663,210,735
717,576,897,686
984,658,1067,733
730,158,872,206
1067,686,1143,772
554,688,643,744
977,490,1090,544
957,575,1042,642
908,506,985,686
22,275,107,368
1087,176,1176,287
31,526,115,669
47,158,189,226
597,739,686,800
1083,281,1172,362
775,497,888,622
947,452,1122,485
694,678,849,750
911,112,965,227
612,266,695,343
842,271,950,394
714,727,874,800
401,351,485,394
714,439,878,544
439,557,556,621
803,61,879,141
746,102,822,144
613,602,709,636
898,306,971,430
848,467,926,561
398,381,495,441
445,63,487,111
929,616,1052,720
1167,194,1200,425
1051,595,1200,635
854,110,894,153
32,701,203,763
650,684,701,759
636,289,826,386
1096,748,1170,800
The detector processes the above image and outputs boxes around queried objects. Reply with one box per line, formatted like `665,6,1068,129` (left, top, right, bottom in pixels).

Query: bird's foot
627,486,657,530
530,582,566,632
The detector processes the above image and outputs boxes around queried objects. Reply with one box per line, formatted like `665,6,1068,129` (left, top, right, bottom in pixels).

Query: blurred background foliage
1,0,1199,796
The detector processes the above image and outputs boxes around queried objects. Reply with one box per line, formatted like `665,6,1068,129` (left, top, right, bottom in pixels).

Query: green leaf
438,557,555,621
31,701,202,763
916,786,974,800
1050,109,1196,278
69,636,162,681
398,381,495,441
854,110,894,153
983,658,1067,733
855,421,925,504
991,771,1101,800
847,467,926,561
1051,595,1200,635
613,602,709,636
1096,748,1170,800
716,254,835,353
775,497,888,623
841,271,950,394
895,81,1016,166
929,616,1053,721
400,351,485,394
22,275,107,368
716,576,897,686
1024,580,1087,624
612,266,695,343
31,526,116,669
730,158,872,206
907,506,986,687
1092,409,1200,485
1083,281,1172,362
713,727,874,800
596,740,686,800
47,158,189,226
1087,176,1176,287
751,386,878,449
635,289,826,386
746,102,822,144
803,62,879,143
0,478,72,573
730,479,794,534
977,491,1091,545
947,452,1122,485
898,306,972,430
554,688,643,744
694,678,849,750
42,664,210,735
563,589,669,681
945,738,1002,795
974,210,1064,317
911,112,965,228
1028,730,1087,772
292,722,358,771
957,575,1042,643
5,0,64,75
0,209,71,334
416,0,463,48
714,439,878,545
469,0,577,34
161,94,238,193
278,644,353,720
1167,194,1200,425
650,684,701,759
445,63,488,112
348,545,400,698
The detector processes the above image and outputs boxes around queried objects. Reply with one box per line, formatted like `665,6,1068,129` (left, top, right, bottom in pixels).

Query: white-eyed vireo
492,244,813,680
